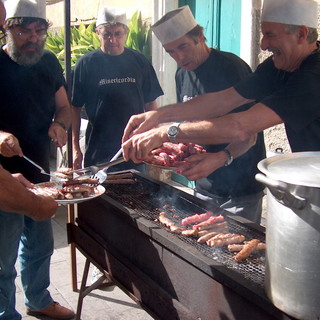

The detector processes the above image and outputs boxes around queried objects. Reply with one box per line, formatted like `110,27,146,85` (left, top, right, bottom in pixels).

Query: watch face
168,126,178,136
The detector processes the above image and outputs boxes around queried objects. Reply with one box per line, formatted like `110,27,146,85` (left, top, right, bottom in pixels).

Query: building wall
46,0,154,27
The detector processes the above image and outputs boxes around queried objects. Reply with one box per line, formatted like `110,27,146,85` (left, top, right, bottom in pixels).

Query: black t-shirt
72,48,163,167
0,49,65,183
176,49,266,198
235,46,320,152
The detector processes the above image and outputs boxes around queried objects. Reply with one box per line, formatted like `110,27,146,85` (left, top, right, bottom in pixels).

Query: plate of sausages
29,180,105,205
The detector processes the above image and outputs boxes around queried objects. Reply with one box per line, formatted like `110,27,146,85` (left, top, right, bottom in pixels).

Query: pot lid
257,152,320,188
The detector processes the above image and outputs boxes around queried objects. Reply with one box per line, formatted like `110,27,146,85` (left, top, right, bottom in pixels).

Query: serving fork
23,155,55,178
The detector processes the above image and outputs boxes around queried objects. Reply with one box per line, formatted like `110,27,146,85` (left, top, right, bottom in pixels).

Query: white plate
31,182,105,205
56,185,106,205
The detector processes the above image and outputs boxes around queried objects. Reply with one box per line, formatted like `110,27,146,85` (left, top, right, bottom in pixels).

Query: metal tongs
71,157,125,176
23,155,55,178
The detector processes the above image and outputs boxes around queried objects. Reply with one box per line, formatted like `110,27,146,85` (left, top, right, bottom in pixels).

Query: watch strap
222,148,233,166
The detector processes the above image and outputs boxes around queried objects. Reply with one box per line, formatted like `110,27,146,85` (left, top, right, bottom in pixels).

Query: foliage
125,10,151,61
45,21,100,70
45,10,151,70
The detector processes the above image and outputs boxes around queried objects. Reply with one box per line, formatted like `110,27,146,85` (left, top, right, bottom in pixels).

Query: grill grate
103,176,265,287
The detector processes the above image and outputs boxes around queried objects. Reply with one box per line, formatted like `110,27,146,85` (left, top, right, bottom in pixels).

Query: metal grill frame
102,173,266,286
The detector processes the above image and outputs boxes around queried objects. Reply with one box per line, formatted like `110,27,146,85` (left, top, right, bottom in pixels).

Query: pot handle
255,173,307,210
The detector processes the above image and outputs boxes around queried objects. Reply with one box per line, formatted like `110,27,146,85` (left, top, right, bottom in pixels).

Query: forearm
224,135,257,160
53,86,71,129
71,106,82,151
145,100,158,111
157,87,249,123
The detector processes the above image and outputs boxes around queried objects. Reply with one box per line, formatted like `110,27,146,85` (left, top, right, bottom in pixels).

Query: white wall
152,0,178,107
46,0,154,27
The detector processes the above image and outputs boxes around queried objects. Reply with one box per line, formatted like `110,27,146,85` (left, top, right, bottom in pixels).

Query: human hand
12,173,34,188
72,149,83,170
29,193,58,221
176,152,226,180
48,122,67,147
0,131,23,157
122,126,167,163
122,110,160,143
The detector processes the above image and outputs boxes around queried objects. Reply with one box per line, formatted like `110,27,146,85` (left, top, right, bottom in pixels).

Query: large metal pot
256,152,320,320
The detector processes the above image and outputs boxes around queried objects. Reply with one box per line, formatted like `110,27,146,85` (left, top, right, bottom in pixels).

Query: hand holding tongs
23,155,54,177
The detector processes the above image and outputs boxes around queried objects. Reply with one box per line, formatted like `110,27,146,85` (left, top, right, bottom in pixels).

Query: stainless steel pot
256,152,320,320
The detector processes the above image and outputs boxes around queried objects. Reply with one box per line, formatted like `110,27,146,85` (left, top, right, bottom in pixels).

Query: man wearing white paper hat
122,0,320,179
0,0,74,319
71,6,163,173
122,6,267,223
0,1,57,217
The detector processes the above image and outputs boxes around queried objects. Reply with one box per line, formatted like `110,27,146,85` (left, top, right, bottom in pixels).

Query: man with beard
0,0,74,319
0,0,58,219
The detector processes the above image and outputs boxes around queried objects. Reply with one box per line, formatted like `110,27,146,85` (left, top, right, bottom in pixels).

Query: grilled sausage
233,239,262,262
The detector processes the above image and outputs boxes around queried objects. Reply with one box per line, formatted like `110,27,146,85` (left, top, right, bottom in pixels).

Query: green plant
45,10,151,70
46,21,100,69
125,10,151,61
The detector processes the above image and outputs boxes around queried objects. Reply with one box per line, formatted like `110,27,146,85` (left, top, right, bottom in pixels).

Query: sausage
196,221,229,232
228,242,266,252
181,211,213,226
158,212,175,228
206,234,245,247
192,215,225,230
181,229,199,237
234,239,261,262
197,231,219,244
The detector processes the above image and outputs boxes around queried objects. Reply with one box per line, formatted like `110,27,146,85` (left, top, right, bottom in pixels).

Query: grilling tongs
70,157,125,176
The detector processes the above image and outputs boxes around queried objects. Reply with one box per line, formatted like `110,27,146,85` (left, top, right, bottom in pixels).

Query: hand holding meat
0,131,23,157
122,110,160,144
147,142,206,167
176,152,227,180
122,126,167,163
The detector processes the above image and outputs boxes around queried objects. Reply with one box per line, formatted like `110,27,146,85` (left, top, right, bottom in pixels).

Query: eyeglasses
100,31,125,39
14,28,48,41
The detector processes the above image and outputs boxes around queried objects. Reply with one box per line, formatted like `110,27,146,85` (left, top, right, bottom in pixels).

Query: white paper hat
151,5,197,45
261,0,318,28
4,0,46,20
96,7,127,28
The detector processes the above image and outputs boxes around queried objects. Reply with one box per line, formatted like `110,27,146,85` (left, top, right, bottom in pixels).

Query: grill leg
75,258,108,320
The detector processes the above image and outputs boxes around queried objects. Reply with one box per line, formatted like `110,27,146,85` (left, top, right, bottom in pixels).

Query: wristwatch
167,122,181,143
222,148,233,166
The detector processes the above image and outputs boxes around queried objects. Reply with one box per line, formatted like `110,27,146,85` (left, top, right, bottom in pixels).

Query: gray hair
185,24,207,44
284,24,318,43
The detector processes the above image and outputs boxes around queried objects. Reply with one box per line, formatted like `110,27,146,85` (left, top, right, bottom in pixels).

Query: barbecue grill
68,170,296,320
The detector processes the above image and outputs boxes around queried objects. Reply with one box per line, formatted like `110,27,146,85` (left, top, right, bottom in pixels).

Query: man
122,0,320,176
0,0,57,219
146,6,266,223
71,6,163,172
0,0,74,319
